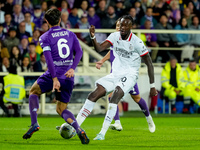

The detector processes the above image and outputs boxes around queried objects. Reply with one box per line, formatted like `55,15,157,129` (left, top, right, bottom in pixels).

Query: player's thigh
115,75,137,95
37,73,53,94
58,79,74,103
130,94,141,103
95,74,115,93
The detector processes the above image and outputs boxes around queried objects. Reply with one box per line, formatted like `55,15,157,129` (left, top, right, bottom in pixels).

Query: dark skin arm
142,53,158,97
89,25,111,52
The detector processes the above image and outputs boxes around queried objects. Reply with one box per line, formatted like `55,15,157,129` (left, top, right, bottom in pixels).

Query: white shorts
95,73,137,95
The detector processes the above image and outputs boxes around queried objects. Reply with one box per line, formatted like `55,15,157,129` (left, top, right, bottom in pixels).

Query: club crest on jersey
129,44,133,50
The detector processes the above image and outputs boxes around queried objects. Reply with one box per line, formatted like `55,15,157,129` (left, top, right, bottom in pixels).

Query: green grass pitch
0,112,200,150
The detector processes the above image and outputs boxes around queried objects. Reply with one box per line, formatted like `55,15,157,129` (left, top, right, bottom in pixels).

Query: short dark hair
45,9,61,26
40,52,44,57
29,42,36,47
122,15,134,25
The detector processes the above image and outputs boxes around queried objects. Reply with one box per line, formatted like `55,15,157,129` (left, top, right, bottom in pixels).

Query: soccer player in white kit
76,15,157,140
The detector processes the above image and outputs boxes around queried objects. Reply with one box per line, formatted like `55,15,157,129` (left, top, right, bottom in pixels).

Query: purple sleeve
71,35,83,70
43,51,56,78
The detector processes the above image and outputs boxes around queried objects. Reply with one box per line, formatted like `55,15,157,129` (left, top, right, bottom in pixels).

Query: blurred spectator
75,13,91,45
47,0,61,8
1,0,14,14
77,0,89,18
58,0,71,13
175,17,194,62
141,19,158,62
140,7,157,28
169,0,181,24
115,0,126,18
3,13,17,34
164,5,176,27
21,56,31,72
49,5,57,9
182,7,193,26
9,46,22,72
16,21,31,39
87,6,101,28
141,0,151,13
40,21,49,35
22,0,33,14
0,5,5,23
152,0,170,21
189,15,200,62
32,5,45,29
26,42,40,69
3,27,19,53
0,57,10,73
183,59,200,113
96,0,107,19
134,0,145,21
187,1,198,16
0,65,25,117
161,56,184,113
192,0,200,11
28,28,42,54
0,24,6,41
60,11,72,29
0,41,10,60
14,0,22,5
24,12,35,36
155,14,177,63
41,1,48,13
13,4,24,25
68,7,79,28
101,5,118,29
67,0,75,9
129,7,139,28
33,52,47,72
18,35,29,56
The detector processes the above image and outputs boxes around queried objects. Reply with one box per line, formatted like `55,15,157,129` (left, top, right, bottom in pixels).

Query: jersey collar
119,32,133,41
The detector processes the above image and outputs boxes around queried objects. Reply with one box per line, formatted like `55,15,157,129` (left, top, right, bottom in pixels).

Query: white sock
146,115,152,122
76,99,95,126
115,120,121,125
99,103,117,136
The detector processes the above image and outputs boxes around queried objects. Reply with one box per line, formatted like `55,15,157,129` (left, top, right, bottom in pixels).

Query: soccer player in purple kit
22,9,89,144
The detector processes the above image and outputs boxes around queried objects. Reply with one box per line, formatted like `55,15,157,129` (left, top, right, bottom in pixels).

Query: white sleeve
106,33,115,46
134,37,149,57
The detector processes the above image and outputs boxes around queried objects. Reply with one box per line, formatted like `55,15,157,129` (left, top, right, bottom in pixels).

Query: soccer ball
59,123,76,139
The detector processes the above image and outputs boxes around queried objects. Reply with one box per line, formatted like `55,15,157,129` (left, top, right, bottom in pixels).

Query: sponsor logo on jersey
116,47,134,58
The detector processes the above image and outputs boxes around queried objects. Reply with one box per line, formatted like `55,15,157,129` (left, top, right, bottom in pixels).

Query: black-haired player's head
45,9,61,27
120,15,134,40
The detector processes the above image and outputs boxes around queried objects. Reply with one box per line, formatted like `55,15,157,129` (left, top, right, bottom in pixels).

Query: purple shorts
37,72,74,103
129,83,140,95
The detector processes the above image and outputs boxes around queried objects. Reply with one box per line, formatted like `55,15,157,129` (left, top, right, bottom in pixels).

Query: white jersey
106,32,148,76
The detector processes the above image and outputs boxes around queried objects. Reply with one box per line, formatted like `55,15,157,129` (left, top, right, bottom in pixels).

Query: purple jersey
39,26,83,80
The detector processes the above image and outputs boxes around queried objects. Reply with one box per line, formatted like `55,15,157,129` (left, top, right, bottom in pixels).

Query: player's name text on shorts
51,31,69,38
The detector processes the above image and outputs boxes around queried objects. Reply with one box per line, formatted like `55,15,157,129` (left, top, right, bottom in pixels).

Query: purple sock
138,98,150,117
29,94,39,126
109,97,120,121
61,109,80,133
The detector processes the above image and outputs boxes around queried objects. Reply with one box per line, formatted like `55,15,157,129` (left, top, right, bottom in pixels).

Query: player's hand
65,68,74,78
89,25,95,37
52,77,61,92
96,60,104,69
150,87,157,97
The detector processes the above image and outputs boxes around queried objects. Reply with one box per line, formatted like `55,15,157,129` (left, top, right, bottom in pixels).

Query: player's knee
88,85,106,101
131,94,141,103
30,86,41,96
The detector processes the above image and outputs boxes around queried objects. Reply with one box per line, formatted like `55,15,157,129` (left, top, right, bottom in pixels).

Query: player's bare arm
64,68,75,78
142,53,157,97
89,25,111,52
96,51,110,69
